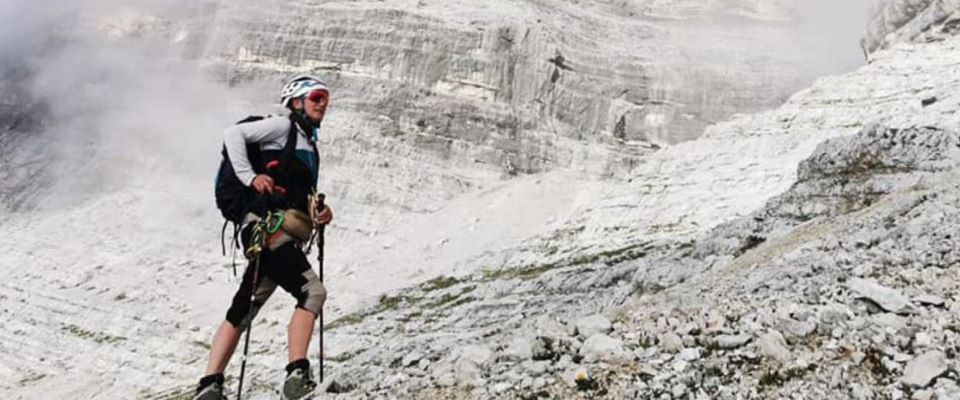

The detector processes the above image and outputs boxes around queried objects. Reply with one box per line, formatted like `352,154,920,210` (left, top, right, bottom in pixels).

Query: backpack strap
308,140,319,191
281,113,320,190
264,117,299,187
279,116,299,174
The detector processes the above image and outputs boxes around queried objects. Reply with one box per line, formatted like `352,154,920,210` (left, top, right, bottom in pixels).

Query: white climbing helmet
279,75,329,108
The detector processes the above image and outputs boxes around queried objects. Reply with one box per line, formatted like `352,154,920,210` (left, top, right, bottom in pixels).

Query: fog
0,0,245,213
796,0,879,74
666,0,879,102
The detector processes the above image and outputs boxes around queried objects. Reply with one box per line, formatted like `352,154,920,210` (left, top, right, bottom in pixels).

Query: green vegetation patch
328,292,424,331
397,310,422,323
327,348,365,363
421,275,462,292
139,384,195,400
378,293,415,311
327,312,367,331
482,262,563,281
18,373,46,385
594,242,652,265
649,222,681,233
545,225,586,241
444,296,478,310
61,324,126,344
424,286,477,309
483,242,652,282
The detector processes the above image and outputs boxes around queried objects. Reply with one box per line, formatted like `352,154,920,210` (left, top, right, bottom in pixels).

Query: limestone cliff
863,0,960,54
170,0,875,236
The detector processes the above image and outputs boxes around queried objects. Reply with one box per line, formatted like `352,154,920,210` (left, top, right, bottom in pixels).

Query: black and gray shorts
225,243,326,330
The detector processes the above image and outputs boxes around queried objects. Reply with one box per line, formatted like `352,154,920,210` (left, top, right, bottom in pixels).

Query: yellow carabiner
245,220,267,259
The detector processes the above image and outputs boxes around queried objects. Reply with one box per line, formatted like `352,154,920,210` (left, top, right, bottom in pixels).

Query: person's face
296,89,329,124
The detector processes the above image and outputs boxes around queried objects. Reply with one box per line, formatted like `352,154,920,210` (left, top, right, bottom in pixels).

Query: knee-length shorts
225,243,326,330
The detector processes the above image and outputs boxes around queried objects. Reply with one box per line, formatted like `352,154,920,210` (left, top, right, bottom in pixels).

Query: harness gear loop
244,220,267,259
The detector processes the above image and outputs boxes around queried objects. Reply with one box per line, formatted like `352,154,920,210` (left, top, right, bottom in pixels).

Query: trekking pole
236,222,266,400
315,194,326,384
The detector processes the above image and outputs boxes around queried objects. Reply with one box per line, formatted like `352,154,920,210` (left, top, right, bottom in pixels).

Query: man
195,75,333,400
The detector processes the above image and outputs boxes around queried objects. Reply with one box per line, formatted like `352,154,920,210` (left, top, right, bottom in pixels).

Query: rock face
168,0,878,235
863,0,960,54
0,0,870,228
0,0,908,215
193,0,844,147
0,74,47,211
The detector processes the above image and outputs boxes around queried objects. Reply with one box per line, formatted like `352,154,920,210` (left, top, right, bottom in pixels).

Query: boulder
714,334,752,350
576,314,613,338
776,318,817,344
531,336,556,361
914,294,946,308
659,332,684,353
454,345,494,388
757,330,792,363
400,351,424,367
580,334,632,364
679,347,701,361
501,336,534,361
902,351,948,388
848,278,916,315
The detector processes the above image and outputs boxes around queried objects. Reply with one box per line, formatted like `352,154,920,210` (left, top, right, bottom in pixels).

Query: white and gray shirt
222,115,319,186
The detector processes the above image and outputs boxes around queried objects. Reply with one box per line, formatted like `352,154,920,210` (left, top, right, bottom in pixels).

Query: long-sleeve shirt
221,115,319,186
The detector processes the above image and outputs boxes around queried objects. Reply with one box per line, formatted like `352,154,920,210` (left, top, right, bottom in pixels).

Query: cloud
0,0,243,212
794,0,879,72
659,0,879,116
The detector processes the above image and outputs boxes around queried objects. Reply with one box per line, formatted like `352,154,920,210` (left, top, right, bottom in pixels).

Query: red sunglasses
306,89,329,104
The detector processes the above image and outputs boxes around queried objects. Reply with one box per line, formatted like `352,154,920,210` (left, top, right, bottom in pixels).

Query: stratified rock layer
169,0,873,235
863,0,960,54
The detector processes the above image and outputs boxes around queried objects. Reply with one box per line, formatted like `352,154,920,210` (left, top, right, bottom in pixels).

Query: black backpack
214,115,301,224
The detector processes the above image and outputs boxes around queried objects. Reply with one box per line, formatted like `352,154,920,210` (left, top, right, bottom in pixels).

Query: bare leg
205,321,242,375
288,308,317,362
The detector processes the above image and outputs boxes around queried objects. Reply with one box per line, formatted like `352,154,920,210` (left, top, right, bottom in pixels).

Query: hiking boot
194,373,227,400
281,359,317,400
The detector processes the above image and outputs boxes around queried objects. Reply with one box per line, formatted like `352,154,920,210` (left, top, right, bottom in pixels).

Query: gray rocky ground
5,0,960,399
297,125,960,399
256,3,960,397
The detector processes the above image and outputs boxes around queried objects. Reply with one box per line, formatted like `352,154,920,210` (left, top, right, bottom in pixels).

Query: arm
222,117,290,186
